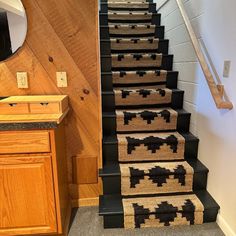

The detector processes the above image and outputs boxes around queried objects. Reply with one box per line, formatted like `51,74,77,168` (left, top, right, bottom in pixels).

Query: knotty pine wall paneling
0,0,102,206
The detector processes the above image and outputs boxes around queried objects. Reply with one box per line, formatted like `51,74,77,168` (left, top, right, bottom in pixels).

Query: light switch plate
17,72,28,88
223,61,231,78
57,72,68,87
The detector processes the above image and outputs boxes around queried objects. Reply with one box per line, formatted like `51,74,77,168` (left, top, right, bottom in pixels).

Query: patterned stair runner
123,194,204,229
116,108,178,132
120,161,194,195
101,0,206,229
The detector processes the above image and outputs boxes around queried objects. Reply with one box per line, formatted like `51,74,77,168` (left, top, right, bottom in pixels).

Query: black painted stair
102,89,184,111
102,132,199,163
100,3,157,13
101,54,174,72
101,70,178,91
100,25,165,39
101,39,169,54
99,0,219,230
100,159,209,195
99,190,220,228
103,109,191,134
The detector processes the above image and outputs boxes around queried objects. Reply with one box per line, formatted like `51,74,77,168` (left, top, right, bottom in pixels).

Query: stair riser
101,71,178,91
100,3,157,13
101,171,208,195
102,136,199,162
100,26,165,39
102,90,184,112
101,55,173,72
100,0,154,3
102,112,191,135
102,208,219,229
100,40,169,55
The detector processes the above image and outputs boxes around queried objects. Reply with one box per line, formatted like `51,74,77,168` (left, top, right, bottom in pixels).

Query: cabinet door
0,155,57,235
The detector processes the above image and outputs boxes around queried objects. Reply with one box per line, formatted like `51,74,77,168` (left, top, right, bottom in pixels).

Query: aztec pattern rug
109,24,156,35
123,194,204,229
116,108,178,132
114,88,172,106
117,132,185,162
112,70,167,85
104,0,204,229
120,161,194,195
112,53,163,68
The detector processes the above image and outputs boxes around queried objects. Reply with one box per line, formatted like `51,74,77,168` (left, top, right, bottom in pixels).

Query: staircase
99,0,220,229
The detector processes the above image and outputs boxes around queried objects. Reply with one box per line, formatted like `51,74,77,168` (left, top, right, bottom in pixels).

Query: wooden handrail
176,0,233,110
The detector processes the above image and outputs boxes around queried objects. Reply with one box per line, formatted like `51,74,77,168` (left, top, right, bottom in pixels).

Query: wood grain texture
0,0,101,205
73,155,98,184
50,124,71,234
0,130,50,154
0,155,57,235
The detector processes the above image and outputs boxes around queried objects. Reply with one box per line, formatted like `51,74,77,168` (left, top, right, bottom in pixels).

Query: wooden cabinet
0,96,69,115
0,124,71,236
0,155,57,235
0,131,51,154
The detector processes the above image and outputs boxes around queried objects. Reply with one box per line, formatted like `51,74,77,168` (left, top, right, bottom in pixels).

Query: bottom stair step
99,190,220,229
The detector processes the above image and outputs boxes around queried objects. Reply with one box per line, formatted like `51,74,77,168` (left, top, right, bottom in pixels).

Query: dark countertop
0,122,58,131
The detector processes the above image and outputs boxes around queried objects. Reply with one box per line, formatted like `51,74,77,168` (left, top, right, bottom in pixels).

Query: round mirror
0,0,27,61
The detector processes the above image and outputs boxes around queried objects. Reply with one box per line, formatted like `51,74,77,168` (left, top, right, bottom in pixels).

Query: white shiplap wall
156,1,236,235
157,0,204,135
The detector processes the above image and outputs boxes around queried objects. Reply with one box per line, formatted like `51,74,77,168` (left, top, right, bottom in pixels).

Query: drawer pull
40,103,49,106
9,103,17,107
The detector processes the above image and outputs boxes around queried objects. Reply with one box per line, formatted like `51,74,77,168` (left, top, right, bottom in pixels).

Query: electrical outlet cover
223,60,231,78
57,72,68,87
17,72,28,88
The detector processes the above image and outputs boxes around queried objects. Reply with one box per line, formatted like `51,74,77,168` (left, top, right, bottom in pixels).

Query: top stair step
100,0,154,2
100,2,157,13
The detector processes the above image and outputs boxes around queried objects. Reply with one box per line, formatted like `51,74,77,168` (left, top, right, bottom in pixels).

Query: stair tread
104,12,159,16
101,24,161,27
102,70,178,76
103,88,182,94
103,108,190,117
103,131,198,144
101,38,168,42
100,159,208,177
111,52,167,56
99,190,220,216
102,53,173,57
108,23,155,26
104,2,153,5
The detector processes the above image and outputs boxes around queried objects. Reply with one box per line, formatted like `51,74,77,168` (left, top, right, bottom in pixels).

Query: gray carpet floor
68,207,225,236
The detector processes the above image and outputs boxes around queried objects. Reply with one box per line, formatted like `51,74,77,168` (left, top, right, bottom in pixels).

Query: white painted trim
217,214,236,236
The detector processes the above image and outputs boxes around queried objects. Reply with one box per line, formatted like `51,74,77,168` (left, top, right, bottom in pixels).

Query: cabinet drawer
30,102,60,114
0,131,51,154
0,103,29,114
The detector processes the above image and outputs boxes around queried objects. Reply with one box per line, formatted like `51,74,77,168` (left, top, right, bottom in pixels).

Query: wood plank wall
0,0,101,206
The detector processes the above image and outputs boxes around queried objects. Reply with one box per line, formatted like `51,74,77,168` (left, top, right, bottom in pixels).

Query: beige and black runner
123,194,204,229
104,0,204,229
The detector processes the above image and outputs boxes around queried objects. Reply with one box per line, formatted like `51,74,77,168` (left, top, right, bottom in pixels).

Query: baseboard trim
71,197,99,207
217,214,236,236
